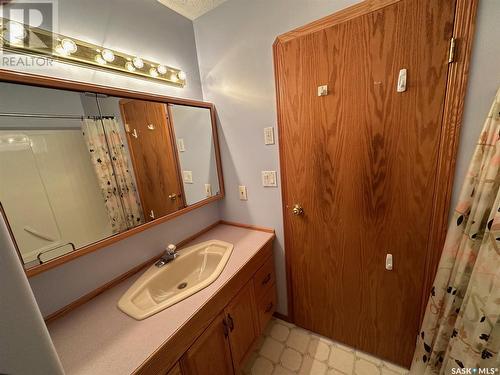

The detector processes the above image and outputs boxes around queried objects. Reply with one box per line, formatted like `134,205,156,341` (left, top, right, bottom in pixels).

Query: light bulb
157,65,167,74
101,49,115,62
125,62,135,72
61,38,77,54
4,21,26,44
95,55,106,65
132,57,144,69
149,68,159,77
177,70,186,81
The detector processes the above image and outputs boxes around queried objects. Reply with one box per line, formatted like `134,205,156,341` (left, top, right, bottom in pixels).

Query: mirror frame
0,69,225,277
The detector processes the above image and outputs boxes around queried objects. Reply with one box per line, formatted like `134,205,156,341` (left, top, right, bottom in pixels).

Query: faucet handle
166,244,177,254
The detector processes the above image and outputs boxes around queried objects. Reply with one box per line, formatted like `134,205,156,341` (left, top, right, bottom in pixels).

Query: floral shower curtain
82,118,144,233
411,89,500,374
101,118,144,228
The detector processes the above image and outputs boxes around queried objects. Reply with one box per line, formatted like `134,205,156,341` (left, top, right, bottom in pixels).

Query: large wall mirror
0,75,223,274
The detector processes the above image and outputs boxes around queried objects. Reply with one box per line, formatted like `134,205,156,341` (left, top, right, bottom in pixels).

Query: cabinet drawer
256,283,276,333
253,255,275,301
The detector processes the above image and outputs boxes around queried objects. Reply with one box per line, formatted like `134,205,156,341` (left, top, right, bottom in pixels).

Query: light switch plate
238,185,248,200
205,184,212,197
183,171,193,184
177,138,185,152
264,127,275,145
262,171,277,187
317,85,328,96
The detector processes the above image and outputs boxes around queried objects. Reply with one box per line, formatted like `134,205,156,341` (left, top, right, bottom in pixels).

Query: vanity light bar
0,19,186,87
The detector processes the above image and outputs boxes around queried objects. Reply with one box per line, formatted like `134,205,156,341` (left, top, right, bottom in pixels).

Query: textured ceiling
157,0,229,20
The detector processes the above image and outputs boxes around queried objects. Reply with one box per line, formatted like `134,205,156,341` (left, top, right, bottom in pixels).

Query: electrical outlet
262,171,277,187
183,171,193,184
264,127,275,145
205,184,212,197
238,185,248,200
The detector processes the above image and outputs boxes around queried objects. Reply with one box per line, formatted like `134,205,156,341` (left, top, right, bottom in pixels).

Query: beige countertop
47,224,274,375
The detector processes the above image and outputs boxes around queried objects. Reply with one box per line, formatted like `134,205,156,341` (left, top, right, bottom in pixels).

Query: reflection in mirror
169,104,220,205
0,81,222,269
113,98,185,220
0,82,131,267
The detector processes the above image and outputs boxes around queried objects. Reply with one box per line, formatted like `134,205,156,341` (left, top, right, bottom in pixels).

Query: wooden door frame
273,0,479,323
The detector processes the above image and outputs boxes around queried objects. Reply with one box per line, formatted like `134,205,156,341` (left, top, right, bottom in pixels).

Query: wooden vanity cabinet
224,280,258,371
180,312,234,375
139,239,276,375
179,255,276,375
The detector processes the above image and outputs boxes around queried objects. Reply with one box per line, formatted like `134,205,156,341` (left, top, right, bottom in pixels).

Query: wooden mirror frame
0,69,225,277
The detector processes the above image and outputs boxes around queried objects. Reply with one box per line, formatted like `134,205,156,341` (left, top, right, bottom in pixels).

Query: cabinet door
181,312,234,375
225,281,258,371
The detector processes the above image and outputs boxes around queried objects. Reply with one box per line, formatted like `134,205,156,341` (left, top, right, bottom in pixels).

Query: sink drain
177,282,188,289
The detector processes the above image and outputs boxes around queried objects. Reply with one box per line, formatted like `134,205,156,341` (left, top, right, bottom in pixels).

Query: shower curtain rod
0,113,115,120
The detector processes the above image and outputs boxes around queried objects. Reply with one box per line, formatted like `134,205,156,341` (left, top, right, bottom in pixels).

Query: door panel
181,312,234,375
275,0,456,366
119,100,184,221
225,281,258,371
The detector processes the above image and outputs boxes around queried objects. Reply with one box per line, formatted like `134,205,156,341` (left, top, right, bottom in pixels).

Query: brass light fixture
0,18,187,87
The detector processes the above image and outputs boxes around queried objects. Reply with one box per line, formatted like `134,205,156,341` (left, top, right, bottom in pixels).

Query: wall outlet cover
238,185,248,200
264,127,275,145
205,183,212,197
262,171,277,187
177,138,185,152
183,170,193,183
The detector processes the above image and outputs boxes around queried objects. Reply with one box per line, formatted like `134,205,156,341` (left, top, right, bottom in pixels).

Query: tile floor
242,318,410,375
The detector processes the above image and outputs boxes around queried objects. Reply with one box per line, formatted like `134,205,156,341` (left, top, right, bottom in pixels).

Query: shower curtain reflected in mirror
81,118,144,234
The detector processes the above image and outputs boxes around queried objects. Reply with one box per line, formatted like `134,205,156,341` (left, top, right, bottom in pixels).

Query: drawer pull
222,317,229,337
262,273,271,285
227,314,234,331
265,302,274,313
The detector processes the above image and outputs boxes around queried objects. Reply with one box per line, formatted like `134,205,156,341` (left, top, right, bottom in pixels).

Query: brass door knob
168,193,177,201
292,204,304,216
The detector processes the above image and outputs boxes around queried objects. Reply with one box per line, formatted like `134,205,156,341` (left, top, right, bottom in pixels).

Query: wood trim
0,69,225,277
275,0,401,45
273,0,479,324
273,32,296,322
165,103,188,208
273,312,292,324
219,220,275,234
133,239,274,375
44,220,222,324
0,69,212,108
418,0,479,324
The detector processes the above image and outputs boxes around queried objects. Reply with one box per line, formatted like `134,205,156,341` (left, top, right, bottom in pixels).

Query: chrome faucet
155,244,178,268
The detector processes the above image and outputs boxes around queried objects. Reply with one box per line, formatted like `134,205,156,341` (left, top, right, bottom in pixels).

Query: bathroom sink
118,240,233,320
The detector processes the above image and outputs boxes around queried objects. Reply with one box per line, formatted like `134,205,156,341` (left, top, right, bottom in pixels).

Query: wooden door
225,281,258,371
274,0,457,366
181,312,234,375
119,100,184,221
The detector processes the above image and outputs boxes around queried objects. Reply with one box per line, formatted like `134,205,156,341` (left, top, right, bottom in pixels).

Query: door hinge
448,37,456,64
